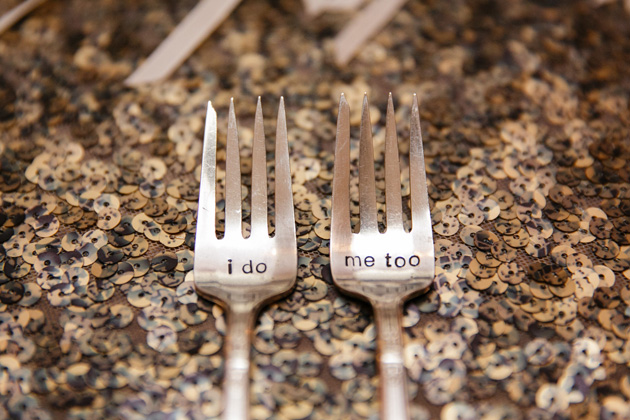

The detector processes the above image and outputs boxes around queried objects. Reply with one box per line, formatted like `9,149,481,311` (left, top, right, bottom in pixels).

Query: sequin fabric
0,0,630,418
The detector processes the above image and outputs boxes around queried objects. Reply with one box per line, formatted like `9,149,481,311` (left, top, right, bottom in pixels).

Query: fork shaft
371,299,410,420
222,304,254,420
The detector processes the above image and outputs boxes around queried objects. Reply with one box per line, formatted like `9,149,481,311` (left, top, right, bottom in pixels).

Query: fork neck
370,297,405,347
226,303,256,355
370,297,410,420
222,303,256,420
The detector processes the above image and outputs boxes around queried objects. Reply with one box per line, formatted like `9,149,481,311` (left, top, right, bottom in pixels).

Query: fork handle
222,305,254,420
372,299,410,420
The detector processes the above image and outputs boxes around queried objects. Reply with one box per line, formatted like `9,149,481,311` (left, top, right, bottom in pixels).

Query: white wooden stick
333,0,407,66
124,0,241,86
0,0,46,36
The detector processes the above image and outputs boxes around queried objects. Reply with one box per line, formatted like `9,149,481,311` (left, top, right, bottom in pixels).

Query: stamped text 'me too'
343,253,420,268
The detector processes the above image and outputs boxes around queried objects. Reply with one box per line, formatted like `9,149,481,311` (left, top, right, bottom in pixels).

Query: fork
330,93,434,419
194,97,297,420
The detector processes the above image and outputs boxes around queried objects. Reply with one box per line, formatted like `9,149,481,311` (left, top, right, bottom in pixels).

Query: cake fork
194,97,297,420
330,93,434,419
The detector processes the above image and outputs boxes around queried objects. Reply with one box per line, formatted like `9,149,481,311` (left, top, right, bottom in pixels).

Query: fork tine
331,94,352,237
359,93,379,234
384,93,404,232
224,98,243,239
272,97,296,243
198,101,218,241
409,94,432,238
250,97,268,239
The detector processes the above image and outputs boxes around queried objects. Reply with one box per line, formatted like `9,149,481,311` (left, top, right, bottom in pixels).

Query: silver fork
330,93,434,419
194,97,297,420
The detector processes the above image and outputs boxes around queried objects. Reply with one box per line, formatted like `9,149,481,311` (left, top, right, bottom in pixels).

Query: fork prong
197,101,218,241
384,93,404,232
272,97,296,243
359,93,379,234
331,94,352,237
250,97,268,239
409,94,432,238
224,98,243,239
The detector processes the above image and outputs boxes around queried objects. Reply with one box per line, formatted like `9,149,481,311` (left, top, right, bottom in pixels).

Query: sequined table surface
1,0,630,419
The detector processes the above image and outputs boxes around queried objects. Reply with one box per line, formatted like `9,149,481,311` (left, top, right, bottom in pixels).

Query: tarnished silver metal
194,98,297,420
330,93,434,420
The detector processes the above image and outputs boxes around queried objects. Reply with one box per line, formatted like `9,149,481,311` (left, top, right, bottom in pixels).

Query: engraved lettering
364,256,375,267
345,256,362,267
243,261,253,273
228,260,268,274
394,256,406,268
343,254,421,269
